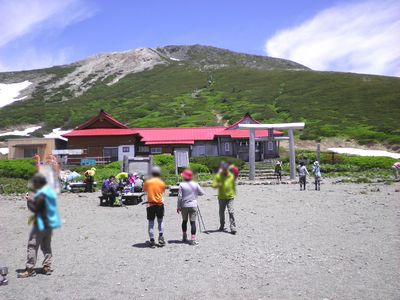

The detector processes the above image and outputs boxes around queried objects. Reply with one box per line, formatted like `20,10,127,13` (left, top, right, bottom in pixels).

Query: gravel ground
0,182,399,300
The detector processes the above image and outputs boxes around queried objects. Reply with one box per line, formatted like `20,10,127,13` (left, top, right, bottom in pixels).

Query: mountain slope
0,45,399,146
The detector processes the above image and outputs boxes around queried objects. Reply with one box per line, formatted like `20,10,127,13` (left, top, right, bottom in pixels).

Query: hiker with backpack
177,169,205,245
275,161,283,183
18,173,61,278
298,161,309,191
212,162,237,234
392,162,400,180
143,166,166,248
312,161,322,191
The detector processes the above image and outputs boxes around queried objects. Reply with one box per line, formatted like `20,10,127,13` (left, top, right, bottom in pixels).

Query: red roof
63,112,284,143
134,127,225,145
63,128,136,137
225,113,260,130
76,110,128,130
145,140,195,145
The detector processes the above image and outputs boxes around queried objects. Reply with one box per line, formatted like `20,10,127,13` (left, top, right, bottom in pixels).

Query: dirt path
0,183,399,299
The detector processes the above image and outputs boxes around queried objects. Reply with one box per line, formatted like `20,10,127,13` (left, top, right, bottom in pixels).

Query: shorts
181,207,198,222
146,204,164,220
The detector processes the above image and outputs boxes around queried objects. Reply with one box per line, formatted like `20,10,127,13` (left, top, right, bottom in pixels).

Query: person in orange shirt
143,166,166,248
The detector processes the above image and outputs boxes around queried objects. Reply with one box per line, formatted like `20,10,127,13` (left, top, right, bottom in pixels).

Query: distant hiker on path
18,173,61,278
275,161,283,183
143,166,166,248
212,162,237,234
298,161,309,191
84,167,96,192
392,162,400,180
177,169,205,245
312,161,321,191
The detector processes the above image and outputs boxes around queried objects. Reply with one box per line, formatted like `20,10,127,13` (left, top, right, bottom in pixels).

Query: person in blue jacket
18,173,61,278
312,161,322,191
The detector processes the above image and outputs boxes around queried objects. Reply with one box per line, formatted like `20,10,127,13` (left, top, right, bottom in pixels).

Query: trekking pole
197,205,206,232
197,211,202,233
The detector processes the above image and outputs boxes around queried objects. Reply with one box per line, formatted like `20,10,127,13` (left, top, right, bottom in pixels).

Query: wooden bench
121,192,145,205
169,186,179,197
69,182,97,193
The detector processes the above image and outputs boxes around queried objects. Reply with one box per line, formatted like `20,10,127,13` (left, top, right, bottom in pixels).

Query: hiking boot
148,239,156,248
218,226,225,232
189,239,198,246
231,229,237,235
182,233,188,242
158,236,166,247
17,268,36,278
42,266,52,275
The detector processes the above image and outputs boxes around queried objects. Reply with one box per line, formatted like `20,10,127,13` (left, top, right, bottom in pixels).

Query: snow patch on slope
0,126,41,137
44,128,71,141
0,81,32,108
328,147,400,159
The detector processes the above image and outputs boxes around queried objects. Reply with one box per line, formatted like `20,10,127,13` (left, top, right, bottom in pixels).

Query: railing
66,156,113,166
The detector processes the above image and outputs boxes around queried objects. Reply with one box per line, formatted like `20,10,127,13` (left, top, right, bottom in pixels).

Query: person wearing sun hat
312,161,322,190
177,169,205,245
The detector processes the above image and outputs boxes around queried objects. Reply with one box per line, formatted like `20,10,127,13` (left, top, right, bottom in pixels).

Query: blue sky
0,0,399,76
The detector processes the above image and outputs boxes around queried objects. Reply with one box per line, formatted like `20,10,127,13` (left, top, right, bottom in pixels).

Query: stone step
239,176,282,180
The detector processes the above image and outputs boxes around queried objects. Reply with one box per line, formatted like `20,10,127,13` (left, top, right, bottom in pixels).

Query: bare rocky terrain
0,182,399,299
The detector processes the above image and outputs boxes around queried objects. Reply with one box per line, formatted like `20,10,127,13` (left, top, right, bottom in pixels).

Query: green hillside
0,45,399,146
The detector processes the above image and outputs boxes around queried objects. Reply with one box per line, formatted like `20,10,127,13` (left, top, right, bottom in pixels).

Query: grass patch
0,177,29,194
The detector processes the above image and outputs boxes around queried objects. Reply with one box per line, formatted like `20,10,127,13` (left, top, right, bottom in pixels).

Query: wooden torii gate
238,123,305,180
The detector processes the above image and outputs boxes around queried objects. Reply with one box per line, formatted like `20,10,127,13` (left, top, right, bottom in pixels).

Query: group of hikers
16,158,400,278
17,161,238,277
100,172,144,206
142,162,238,248
274,160,322,190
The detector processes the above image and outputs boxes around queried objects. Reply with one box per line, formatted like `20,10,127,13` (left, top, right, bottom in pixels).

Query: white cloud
265,0,400,77
0,0,95,71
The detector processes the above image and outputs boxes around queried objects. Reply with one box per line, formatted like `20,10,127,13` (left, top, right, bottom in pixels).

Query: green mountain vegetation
0,45,399,146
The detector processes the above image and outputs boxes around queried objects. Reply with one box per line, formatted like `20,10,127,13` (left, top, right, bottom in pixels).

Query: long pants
26,227,53,270
299,176,306,190
85,177,94,192
219,199,236,231
393,167,399,180
148,219,164,240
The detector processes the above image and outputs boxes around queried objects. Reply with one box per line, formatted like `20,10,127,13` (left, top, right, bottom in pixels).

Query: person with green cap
212,162,237,234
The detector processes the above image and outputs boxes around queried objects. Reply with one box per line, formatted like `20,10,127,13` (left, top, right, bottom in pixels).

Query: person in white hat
312,161,322,191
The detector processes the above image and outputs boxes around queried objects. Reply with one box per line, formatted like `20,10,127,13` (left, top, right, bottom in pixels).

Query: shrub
153,154,174,166
340,156,396,169
189,163,209,173
0,177,29,194
0,160,36,179
190,156,245,172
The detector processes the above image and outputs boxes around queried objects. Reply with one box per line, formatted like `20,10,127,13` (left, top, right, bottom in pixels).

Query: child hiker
212,162,237,234
177,169,205,245
18,173,61,278
312,161,322,191
298,161,309,191
143,166,166,248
